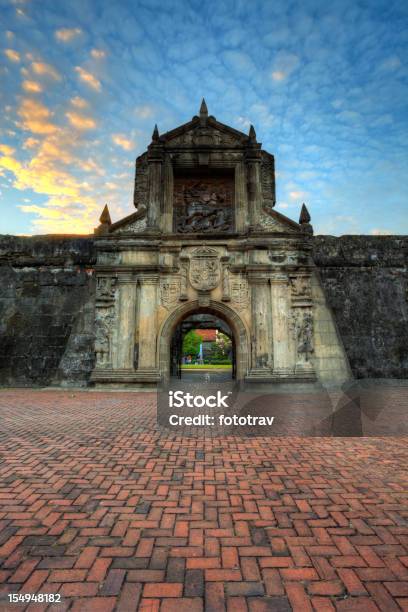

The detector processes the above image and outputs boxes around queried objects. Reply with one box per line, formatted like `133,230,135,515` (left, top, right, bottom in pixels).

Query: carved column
162,154,174,233
248,274,272,374
179,256,189,301
270,272,293,376
147,142,164,228
245,144,262,227
221,256,231,301
115,273,138,370
137,274,159,371
235,162,248,232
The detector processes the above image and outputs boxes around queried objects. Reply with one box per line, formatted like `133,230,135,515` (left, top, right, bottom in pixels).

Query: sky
0,0,407,236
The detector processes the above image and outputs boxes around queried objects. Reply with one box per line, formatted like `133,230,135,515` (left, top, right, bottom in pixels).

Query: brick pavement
0,389,407,611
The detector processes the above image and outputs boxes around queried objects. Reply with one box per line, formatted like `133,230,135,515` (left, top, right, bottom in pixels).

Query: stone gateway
90,100,351,389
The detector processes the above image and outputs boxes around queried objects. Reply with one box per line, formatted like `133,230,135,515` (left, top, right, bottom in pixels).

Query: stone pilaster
137,274,159,371
245,144,262,227
162,154,174,233
179,257,189,301
147,142,164,229
115,273,138,370
270,272,293,376
234,162,248,232
221,256,231,301
248,274,272,374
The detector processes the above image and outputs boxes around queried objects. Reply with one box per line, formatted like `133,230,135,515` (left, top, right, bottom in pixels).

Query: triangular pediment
255,208,301,234
108,209,147,235
161,117,249,147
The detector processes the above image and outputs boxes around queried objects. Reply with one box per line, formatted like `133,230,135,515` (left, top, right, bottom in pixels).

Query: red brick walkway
0,390,407,611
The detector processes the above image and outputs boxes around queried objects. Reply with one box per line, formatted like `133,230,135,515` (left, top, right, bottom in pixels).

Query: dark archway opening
170,310,236,382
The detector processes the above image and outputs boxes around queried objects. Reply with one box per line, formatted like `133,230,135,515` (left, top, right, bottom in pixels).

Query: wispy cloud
271,52,299,81
112,134,134,151
31,62,60,80
0,144,15,155
70,96,88,108
55,27,82,42
4,48,20,62
17,98,58,134
22,80,43,93
134,105,153,119
91,49,106,59
75,66,101,91
66,112,96,130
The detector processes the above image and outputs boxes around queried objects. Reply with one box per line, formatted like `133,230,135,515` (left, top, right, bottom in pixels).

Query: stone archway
157,300,250,383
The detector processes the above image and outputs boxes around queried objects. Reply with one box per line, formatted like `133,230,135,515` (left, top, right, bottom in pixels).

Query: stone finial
99,204,111,226
299,203,311,225
152,124,159,142
199,98,208,119
248,124,257,143
94,203,112,235
299,203,313,235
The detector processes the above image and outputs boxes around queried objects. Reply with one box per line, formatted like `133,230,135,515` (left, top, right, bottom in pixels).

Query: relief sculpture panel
95,276,117,368
174,176,233,233
290,309,314,365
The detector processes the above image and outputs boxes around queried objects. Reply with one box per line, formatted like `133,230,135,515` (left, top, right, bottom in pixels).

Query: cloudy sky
0,0,407,236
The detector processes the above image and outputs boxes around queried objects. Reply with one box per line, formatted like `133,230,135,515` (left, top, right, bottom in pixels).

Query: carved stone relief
115,216,147,234
189,247,220,291
169,127,243,147
269,251,287,264
95,309,114,367
96,276,117,301
256,212,292,232
290,275,312,298
174,177,233,233
160,278,180,309
290,309,314,364
95,276,117,367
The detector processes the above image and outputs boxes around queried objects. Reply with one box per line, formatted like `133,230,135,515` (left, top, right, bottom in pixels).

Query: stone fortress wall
0,234,406,387
0,236,96,387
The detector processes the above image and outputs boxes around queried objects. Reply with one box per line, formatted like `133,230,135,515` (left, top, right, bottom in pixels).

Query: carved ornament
189,247,220,291
160,278,180,309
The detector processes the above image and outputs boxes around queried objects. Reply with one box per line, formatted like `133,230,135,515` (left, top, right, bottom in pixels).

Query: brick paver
0,389,407,611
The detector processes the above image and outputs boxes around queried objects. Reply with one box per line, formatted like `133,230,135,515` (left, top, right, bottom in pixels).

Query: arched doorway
170,312,235,382
158,300,250,384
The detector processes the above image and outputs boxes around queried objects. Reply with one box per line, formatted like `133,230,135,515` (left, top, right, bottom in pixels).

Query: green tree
216,332,232,356
182,330,202,359
208,333,232,363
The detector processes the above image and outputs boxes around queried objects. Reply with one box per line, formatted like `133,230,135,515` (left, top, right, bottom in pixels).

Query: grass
181,364,232,369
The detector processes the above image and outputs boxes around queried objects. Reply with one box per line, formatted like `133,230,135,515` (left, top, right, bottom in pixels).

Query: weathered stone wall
0,235,96,387
0,234,407,386
312,236,408,379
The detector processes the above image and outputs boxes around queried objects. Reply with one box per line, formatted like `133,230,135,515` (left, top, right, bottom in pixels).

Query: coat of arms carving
189,248,220,291
160,278,180,309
